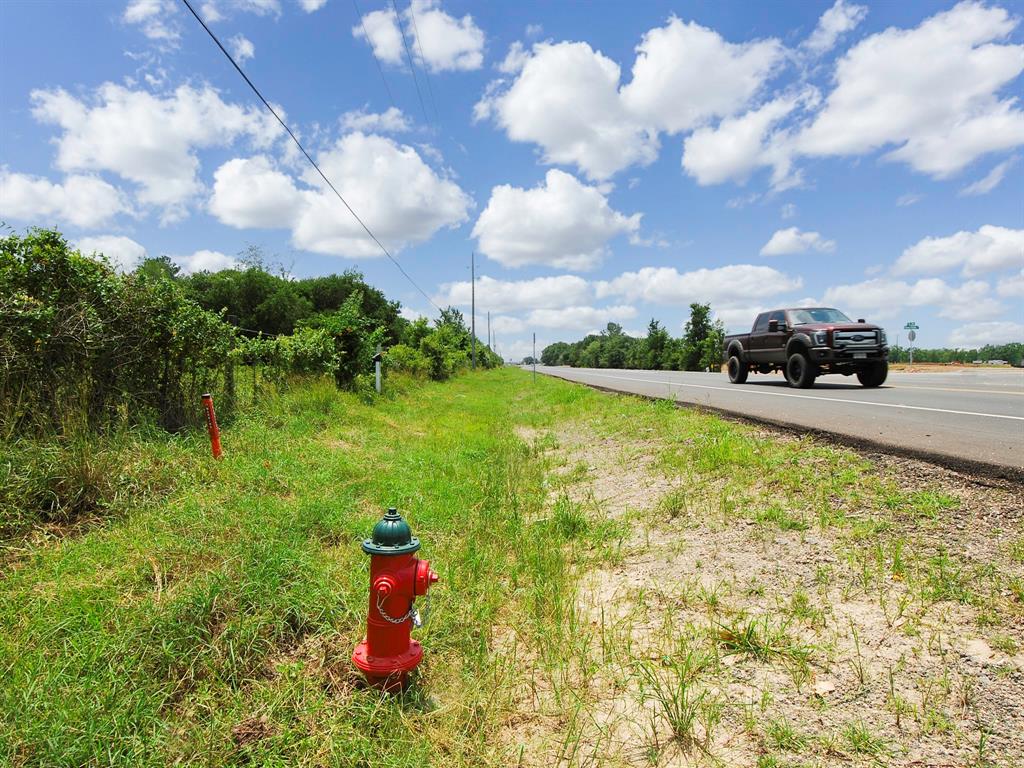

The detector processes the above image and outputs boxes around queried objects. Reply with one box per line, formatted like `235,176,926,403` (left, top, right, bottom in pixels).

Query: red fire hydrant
352,508,438,691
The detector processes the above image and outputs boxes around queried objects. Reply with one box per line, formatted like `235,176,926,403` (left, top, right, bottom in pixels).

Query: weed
755,503,809,531
716,615,812,665
764,717,807,752
843,720,886,755
636,647,716,750
551,494,589,540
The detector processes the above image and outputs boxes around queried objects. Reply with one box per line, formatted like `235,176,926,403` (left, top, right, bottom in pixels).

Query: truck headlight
879,330,887,344
813,331,828,345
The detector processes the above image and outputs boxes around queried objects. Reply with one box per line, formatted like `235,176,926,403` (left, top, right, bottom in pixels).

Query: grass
2,367,1019,767
0,369,591,766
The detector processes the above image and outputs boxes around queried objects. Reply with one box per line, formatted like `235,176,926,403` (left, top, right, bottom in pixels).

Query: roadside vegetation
2,366,1020,766
0,228,498,538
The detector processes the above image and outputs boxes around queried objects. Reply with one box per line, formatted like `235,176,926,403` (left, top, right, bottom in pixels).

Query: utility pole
487,311,491,351
471,251,476,370
532,333,536,383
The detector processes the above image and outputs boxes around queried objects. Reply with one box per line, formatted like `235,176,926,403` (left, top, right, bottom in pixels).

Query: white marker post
374,344,382,394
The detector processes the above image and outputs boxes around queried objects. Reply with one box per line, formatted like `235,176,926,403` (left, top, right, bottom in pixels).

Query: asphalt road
533,366,1024,477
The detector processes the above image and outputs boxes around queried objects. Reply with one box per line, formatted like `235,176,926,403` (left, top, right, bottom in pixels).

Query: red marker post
201,393,223,459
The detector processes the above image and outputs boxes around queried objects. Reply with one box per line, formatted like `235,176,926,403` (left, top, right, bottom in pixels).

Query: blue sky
2,0,1022,359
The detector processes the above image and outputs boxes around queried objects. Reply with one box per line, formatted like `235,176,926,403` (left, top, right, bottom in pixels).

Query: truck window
753,313,769,332
768,310,786,329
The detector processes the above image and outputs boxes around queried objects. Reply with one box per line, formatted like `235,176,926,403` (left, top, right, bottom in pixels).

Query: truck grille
834,330,878,348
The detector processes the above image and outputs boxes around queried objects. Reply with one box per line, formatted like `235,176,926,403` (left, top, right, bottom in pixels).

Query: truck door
749,312,770,361
762,310,788,363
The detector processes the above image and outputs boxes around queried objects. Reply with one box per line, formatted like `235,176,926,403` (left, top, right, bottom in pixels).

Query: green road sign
904,322,919,330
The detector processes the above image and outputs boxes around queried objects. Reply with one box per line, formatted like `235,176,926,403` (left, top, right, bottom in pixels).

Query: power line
351,0,396,108
406,0,440,124
390,0,431,127
178,0,441,313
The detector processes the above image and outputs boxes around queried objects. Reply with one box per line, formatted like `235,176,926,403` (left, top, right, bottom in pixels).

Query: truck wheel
727,355,748,383
856,361,888,388
785,352,816,388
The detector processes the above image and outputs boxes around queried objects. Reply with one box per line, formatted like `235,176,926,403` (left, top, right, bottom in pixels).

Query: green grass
1,367,1010,767
0,369,593,767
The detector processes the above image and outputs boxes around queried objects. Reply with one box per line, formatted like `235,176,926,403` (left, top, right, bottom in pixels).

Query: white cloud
682,94,802,186
0,170,131,228
490,315,526,334
896,193,922,207
298,0,327,11
802,0,868,56
959,155,1018,196
478,19,782,181
596,264,802,305
340,106,411,133
797,2,1024,177
780,203,797,219
822,277,1006,321
436,274,592,313
620,17,784,134
209,155,305,228
997,270,1024,298
353,7,404,66
176,249,238,274
475,41,657,180
399,306,428,321
472,169,640,270
30,83,282,220
527,304,637,331
406,0,485,72
893,225,1024,277
760,226,836,256
228,34,255,63
525,23,543,38
210,133,471,257
352,0,485,73
200,2,223,22
498,41,529,74
123,0,179,43
76,235,147,271
949,321,1024,347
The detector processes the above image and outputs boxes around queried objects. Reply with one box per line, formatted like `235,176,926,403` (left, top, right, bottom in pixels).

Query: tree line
1,229,498,437
539,303,725,371
889,343,1023,366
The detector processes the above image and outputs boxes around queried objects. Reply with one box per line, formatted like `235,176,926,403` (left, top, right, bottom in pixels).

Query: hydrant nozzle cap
361,507,421,555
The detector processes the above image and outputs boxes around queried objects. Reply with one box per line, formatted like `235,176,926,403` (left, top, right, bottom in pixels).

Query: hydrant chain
375,591,417,624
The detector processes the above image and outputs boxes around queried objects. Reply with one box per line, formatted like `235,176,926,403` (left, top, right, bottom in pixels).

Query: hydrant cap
362,507,421,555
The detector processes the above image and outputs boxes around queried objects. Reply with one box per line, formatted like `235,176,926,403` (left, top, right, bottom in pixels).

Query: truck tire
856,361,888,388
785,351,816,388
727,355,748,383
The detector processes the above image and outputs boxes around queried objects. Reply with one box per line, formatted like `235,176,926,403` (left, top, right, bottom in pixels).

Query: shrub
1,229,237,434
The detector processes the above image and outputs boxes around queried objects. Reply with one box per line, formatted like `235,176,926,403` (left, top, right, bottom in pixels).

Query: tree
681,303,723,371
135,256,180,281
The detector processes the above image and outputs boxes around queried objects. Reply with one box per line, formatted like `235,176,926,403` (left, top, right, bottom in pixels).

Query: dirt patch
501,419,1024,767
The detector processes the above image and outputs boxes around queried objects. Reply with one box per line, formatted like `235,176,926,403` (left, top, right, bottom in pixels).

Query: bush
1,229,237,434
384,343,430,378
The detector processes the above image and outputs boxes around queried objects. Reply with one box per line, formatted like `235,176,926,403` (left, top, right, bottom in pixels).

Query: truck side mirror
768,319,779,332
857,318,865,324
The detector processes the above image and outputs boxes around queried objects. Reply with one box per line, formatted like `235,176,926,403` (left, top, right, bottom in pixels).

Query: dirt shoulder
504,395,1024,768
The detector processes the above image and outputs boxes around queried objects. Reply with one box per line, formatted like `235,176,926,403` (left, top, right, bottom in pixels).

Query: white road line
543,370,1024,422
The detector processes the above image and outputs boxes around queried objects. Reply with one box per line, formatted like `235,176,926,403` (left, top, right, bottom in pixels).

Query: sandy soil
504,422,1024,767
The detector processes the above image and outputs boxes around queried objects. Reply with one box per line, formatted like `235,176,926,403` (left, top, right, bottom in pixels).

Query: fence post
201,394,223,459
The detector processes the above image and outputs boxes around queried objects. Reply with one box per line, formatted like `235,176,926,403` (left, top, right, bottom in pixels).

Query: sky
1,0,1022,361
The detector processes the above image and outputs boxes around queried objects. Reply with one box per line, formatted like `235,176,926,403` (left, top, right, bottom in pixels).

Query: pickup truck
724,307,888,388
